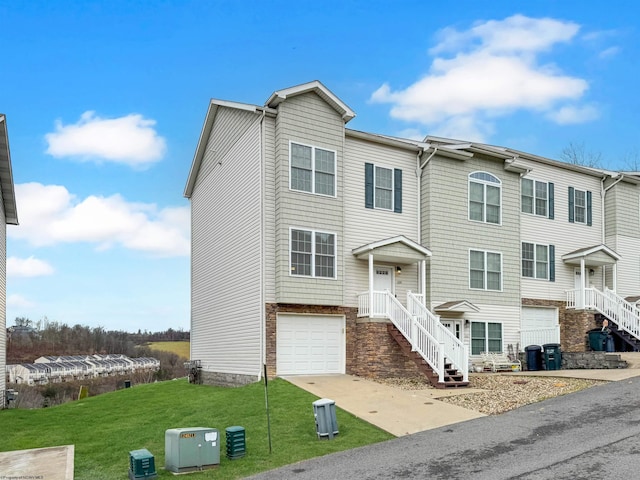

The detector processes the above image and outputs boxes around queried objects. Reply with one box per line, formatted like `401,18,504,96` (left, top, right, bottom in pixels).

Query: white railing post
438,343,445,383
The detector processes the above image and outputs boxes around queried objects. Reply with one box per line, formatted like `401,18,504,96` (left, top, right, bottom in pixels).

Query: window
471,322,503,355
569,187,592,226
522,242,557,281
290,142,336,196
365,163,402,213
469,250,502,291
469,172,501,224
522,179,554,218
290,228,336,278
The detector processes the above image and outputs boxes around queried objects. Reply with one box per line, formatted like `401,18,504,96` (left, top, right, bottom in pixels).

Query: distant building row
6,354,160,385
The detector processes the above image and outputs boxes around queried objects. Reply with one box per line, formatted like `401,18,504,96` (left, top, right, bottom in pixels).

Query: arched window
469,172,501,225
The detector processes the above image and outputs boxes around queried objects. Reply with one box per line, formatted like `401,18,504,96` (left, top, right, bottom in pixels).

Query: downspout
601,174,624,289
416,146,436,300
259,108,266,380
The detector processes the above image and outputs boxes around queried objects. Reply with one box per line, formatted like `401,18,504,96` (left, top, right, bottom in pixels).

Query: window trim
289,227,337,279
522,242,550,280
471,321,503,355
374,164,395,211
469,248,503,291
521,178,552,218
468,171,502,225
289,140,337,197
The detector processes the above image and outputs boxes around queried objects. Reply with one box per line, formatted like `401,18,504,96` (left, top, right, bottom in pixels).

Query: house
184,81,640,388
0,114,18,407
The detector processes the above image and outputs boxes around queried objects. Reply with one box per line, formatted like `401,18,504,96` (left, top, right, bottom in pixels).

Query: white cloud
9,182,190,257
8,294,34,308
45,111,167,168
599,46,620,59
8,256,54,277
546,104,599,125
371,15,597,139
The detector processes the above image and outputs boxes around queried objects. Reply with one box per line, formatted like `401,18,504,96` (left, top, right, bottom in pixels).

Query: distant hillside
146,341,190,359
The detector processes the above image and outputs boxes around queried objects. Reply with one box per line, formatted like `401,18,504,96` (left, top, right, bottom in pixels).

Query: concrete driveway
251,372,640,479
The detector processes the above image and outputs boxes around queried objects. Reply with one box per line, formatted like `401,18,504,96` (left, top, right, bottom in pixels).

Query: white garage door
277,314,345,375
521,307,560,347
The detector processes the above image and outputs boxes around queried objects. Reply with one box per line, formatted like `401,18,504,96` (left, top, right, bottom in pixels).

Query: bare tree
559,142,603,168
621,148,640,172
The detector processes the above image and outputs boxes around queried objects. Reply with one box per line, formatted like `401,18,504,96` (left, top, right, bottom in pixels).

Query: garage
521,306,560,347
276,314,345,375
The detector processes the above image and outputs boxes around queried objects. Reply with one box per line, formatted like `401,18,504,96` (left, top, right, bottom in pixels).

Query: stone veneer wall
522,299,598,352
265,303,423,380
201,371,258,387
519,351,627,370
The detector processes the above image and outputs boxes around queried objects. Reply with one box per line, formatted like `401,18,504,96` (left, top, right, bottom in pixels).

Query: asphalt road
247,376,640,479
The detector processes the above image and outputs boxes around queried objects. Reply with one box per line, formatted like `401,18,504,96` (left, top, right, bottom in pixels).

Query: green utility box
313,398,339,439
165,427,220,473
128,448,157,480
225,426,246,460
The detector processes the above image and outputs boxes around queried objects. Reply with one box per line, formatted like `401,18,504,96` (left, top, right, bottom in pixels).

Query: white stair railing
408,292,469,382
567,287,640,342
358,290,445,383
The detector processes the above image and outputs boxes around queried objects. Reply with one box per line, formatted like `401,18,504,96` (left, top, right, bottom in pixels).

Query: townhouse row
184,81,640,386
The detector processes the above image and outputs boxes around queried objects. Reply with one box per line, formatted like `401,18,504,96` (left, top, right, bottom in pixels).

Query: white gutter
416,146,437,299
259,109,267,380
600,173,625,290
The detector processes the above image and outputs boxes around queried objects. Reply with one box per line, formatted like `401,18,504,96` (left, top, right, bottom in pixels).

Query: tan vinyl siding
344,137,420,307
274,92,345,305
519,160,603,301
608,236,640,297
422,155,521,307
607,181,640,238
190,117,262,377
263,116,277,303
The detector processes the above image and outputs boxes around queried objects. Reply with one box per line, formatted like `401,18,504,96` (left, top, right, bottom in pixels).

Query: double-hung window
522,178,554,218
290,142,336,196
290,228,336,278
469,250,502,291
471,322,503,355
568,187,592,226
522,242,555,281
469,172,501,224
364,163,403,213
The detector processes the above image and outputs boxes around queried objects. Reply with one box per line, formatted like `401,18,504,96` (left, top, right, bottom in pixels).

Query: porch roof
434,300,480,313
561,244,621,267
352,235,431,264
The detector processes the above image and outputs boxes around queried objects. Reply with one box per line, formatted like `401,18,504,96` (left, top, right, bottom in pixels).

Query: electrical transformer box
165,427,220,473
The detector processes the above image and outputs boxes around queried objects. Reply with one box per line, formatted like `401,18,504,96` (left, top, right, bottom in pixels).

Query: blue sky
1,1,638,332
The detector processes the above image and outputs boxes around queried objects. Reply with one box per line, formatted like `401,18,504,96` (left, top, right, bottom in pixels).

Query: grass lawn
0,379,393,479
146,341,190,359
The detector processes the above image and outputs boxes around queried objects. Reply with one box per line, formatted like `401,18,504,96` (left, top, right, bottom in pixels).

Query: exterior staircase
387,324,469,388
568,287,640,351
357,289,469,389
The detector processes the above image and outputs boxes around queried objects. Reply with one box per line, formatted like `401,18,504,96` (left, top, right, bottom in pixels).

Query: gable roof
0,115,18,225
434,300,480,313
561,244,621,266
266,80,356,123
352,235,431,264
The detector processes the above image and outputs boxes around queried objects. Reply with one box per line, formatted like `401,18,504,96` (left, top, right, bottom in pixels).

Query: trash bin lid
525,345,542,351
542,343,561,348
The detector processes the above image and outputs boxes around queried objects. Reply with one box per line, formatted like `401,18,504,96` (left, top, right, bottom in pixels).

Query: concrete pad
283,374,485,437
0,444,74,479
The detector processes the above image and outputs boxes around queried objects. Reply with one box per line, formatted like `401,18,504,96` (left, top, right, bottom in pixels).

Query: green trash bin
588,329,607,351
543,343,562,370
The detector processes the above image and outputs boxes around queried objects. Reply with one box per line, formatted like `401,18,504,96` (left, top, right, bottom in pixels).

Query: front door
374,266,394,294
441,320,462,341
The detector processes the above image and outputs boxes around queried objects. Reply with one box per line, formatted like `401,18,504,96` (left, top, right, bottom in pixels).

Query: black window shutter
365,163,373,209
394,168,402,213
548,183,554,219
549,245,555,282
568,187,575,223
587,191,593,226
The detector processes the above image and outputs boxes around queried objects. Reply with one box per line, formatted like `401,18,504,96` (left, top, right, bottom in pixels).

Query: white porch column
580,258,586,309
421,259,426,304
613,263,617,292
369,252,374,317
